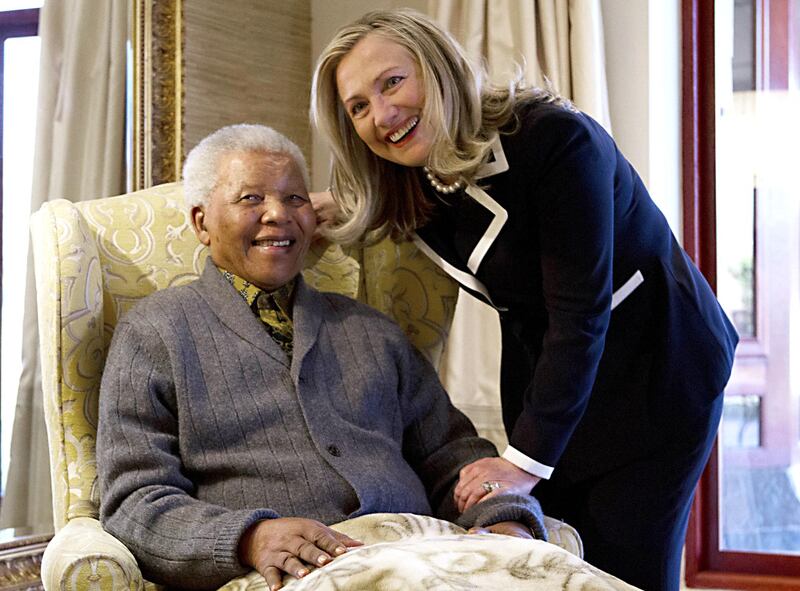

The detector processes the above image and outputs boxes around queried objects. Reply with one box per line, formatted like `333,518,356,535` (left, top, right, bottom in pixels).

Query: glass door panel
0,34,40,493
715,0,800,554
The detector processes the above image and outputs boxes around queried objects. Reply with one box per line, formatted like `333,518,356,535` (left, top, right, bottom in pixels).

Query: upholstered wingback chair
30,182,463,590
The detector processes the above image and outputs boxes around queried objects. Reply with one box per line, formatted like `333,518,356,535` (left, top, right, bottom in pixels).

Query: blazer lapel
474,134,510,179
411,230,502,309
413,135,510,311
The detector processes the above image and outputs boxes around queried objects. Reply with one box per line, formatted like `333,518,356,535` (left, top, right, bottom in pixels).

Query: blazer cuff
502,446,554,479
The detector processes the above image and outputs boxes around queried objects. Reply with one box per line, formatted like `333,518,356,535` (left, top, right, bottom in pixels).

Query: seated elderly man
97,124,546,591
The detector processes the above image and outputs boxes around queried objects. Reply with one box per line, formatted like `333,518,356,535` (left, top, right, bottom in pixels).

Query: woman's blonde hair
311,8,567,244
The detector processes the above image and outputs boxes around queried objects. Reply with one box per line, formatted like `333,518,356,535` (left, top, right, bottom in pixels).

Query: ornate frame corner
132,0,184,190
0,533,51,591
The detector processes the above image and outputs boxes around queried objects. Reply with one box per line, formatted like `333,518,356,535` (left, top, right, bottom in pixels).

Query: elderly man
97,124,545,591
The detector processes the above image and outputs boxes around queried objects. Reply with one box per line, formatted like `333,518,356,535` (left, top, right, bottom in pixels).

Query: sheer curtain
429,0,611,450
0,0,126,528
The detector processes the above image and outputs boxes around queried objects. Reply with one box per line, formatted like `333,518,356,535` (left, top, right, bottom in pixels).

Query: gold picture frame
132,0,184,190
0,530,51,591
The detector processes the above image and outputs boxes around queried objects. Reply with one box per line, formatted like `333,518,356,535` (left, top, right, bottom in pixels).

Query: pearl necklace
423,166,464,194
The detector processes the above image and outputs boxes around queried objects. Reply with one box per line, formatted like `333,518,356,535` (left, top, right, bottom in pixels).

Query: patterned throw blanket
220,513,641,591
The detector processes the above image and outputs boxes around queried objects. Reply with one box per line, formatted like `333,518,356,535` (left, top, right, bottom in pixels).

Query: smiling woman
310,9,740,591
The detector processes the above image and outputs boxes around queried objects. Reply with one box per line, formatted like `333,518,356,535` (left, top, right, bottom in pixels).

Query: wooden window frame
682,0,800,587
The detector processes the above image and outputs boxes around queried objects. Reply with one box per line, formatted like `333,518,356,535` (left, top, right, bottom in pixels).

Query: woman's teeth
389,117,418,143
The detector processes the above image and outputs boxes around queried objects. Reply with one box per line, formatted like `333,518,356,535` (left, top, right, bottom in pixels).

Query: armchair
31,183,582,590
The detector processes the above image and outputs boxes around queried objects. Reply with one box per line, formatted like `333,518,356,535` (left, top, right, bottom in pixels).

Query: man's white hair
182,123,310,209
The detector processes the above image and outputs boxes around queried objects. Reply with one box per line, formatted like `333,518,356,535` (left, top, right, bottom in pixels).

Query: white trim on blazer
412,135,511,311
465,183,508,274
411,234,507,311
413,135,644,312
610,270,644,310
467,136,510,274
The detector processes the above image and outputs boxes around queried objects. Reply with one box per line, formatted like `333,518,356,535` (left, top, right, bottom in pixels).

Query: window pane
715,0,800,555
721,395,761,448
1,35,40,493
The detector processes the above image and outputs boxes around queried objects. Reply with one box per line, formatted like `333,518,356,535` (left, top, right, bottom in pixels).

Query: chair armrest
41,517,148,591
543,515,584,558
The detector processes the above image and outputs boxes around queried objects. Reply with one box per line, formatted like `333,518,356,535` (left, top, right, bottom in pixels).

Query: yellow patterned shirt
218,267,295,358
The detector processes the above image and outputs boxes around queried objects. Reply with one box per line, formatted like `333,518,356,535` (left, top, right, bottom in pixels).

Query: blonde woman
311,9,737,591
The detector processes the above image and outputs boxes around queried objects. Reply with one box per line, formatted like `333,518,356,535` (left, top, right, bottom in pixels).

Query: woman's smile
387,116,420,144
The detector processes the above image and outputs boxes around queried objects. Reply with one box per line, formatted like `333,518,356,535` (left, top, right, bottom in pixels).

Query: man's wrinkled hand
468,520,534,539
238,517,363,590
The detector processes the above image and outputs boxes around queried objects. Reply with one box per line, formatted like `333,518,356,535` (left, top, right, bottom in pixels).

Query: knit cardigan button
326,444,341,457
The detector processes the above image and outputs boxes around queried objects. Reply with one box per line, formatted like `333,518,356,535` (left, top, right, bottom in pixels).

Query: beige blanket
220,513,641,591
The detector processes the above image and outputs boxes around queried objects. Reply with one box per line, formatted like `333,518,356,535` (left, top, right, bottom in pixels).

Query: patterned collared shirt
219,267,295,358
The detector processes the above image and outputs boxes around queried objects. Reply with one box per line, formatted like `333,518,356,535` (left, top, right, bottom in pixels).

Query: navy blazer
414,101,738,482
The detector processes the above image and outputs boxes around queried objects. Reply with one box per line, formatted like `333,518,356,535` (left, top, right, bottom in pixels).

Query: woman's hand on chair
309,190,340,241
238,517,363,590
455,456,541,512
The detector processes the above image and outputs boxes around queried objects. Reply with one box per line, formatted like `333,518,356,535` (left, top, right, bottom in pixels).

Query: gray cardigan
97,263,545,589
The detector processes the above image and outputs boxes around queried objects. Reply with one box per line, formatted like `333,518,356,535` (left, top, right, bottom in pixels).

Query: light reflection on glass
1,35,40,493
716,0,800,556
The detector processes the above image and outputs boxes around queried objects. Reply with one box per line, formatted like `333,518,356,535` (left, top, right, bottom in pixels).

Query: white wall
601,0,683,239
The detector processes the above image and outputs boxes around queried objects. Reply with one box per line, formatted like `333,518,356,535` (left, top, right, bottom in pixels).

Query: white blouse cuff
501,446,554,480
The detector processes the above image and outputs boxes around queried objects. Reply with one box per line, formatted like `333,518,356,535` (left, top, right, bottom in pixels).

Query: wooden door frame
682,0,800,586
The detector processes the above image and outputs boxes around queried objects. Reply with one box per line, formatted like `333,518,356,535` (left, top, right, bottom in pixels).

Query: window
684,0,800,587
0,5,40,495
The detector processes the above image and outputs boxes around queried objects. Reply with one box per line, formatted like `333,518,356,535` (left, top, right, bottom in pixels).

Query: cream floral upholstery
31,182,580,591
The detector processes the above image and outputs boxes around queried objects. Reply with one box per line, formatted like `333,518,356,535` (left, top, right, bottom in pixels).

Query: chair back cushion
32,183,209,528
